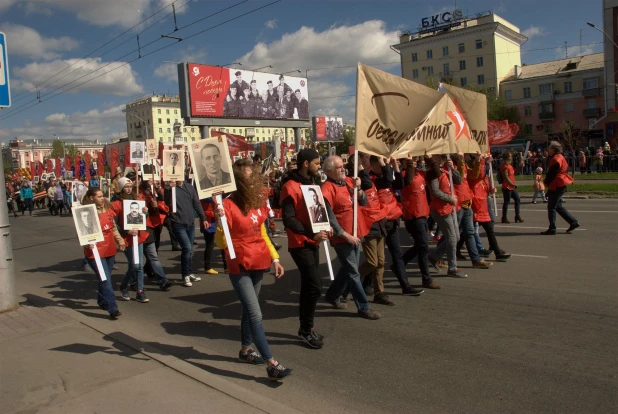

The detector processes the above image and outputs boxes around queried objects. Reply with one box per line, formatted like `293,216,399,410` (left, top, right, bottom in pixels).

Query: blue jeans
457,207,481,263
87,256,119,315
402,217,432,284
229,270,273,361
547,187,577,230
326,243,370,313
502,188,521,217
473,222,484,251
121,243,144,292
385,220,411,290
143,241,168,285
173,223,195,277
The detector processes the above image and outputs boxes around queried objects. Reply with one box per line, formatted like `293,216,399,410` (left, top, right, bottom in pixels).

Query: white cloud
555,44,596,60
265,19,277,29
14,57,143,96
21,1,53,15
0,104,127,142
0,23,79,60
308,80,355,123
522,26,545,40
237,20,400,78
153,46,207,82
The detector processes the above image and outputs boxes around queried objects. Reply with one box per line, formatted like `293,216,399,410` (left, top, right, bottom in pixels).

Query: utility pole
0,152,18,313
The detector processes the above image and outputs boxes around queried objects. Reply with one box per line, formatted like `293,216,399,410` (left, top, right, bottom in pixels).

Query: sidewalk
0,299,299,414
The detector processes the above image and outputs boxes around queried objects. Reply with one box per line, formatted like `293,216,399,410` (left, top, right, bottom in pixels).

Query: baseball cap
296,149,320,166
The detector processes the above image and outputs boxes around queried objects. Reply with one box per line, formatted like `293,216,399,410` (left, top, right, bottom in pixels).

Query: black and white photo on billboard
326,117,344,141
300,185,330,233
130,141,146,164
223,70,309,120
188,137,237,200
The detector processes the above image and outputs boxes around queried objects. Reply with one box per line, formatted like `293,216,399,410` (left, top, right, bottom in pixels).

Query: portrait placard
146,139,158,160
72,180,88,206
48,172,56,179
63,171,74,180
123,199,146,231
162,149,185,181
105,172,111,180
301,185,330,233
72,204,104,246
130,141,146,164
100,179,111,199
33,175,40,183
41,173,48,181
188,136,237,200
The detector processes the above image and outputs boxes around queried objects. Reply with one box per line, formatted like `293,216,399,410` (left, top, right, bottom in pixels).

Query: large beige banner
355,64,488,158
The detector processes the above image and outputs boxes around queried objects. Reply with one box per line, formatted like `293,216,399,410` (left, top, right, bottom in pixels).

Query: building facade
2,138,107,170
393,11,527,93
603,0,618,144
500,53,605,145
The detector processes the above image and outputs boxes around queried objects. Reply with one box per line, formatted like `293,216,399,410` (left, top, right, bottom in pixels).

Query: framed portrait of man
189,137,237,200
162,149,185,181
123,199,146,231
41,173,48,181
300,185,330,233
33,176,40,184
105,172,111,180
72,180,88,206
48,172,56,179
145,139,158,161
63,171,74,180
130,141,146,164
100,179,111,199
72,204,104,246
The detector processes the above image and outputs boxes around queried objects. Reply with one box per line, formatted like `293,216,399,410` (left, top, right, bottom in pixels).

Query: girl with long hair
81,187,126,319
214,159,292,381
500,152,523,223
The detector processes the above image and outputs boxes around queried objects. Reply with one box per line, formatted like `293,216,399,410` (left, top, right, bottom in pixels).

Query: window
233,129,236,133
589,118,598,128
157,109,161,114
583,77,599,89
191,127,195,132
34,152,38,156
158,118,162,123
524,106,532,116
523,87,531,98
505,90,512,101
183,128,186,132
412,69,419,79
167,128,171,133
564,82,573,93
159,128,163,133
166,109,170,114
25,161,30,166
588,98,597,109
539,102,553,113
442,46,449,56
459,60,466,70
476,57,484,67
539,83,553,95
460,77,467,87
565,102,574,112
427,66,434,75
427,49,433,59
544,123,552,133
477,74,485,85
174,109,177,114
443,63,450,76
25,151,29,156
475,39,483,49
524,124,532,135
412,53,417,62
458,43,465,53
167,119,170,124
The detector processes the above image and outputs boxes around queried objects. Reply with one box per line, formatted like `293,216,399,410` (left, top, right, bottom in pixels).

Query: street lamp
279,70,301,75
121,109,149,141
587,22,618,49
250,65,273,71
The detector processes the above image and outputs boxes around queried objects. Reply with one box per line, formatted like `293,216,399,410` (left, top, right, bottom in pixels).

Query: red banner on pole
46,159,53,173
65,157,71,173
124,145,131,167
74,155,81,178
98,152,104,177
55,158,61,177
111,148,119,175
85,153,92,181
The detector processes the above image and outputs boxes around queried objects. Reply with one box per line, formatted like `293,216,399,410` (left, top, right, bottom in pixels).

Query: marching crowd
6,140,579,381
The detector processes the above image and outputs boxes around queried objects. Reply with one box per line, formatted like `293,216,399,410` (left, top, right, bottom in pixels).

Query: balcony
583,107,602,117
582,88,601,97
538,111,555,120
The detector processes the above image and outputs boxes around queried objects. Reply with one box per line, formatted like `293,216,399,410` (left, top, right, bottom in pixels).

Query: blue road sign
0,32,11,108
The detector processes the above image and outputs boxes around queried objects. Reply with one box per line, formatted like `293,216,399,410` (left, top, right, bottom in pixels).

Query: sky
0,0,607,143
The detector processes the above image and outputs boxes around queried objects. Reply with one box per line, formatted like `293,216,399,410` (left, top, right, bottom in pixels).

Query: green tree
335,126,355,156
50,140,65,158
66,144,78,157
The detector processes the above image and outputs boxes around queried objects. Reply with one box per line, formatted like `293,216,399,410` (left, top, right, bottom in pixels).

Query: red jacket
321,178,369,243
280,179,319,249
111,199,149,246
547,154,574,190
400,170,430,220
360,181,387,229
454,164,473,211
468,159,491,223
368,174,402,221
84,208,118,259
429,171,454,217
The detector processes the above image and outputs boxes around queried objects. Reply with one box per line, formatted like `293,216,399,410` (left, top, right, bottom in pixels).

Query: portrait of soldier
307,187,327,224
198,143,231,189
126,201,144,225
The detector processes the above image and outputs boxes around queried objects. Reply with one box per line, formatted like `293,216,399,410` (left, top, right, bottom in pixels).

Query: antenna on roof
565,42,568,58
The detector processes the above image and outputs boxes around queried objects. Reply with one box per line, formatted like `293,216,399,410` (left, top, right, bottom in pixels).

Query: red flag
98,151,104,177
55,158,61,177
85,153,92,181
487,120,520,146
39,161,44,175
30,162,36,179
46,159,53,173
124,144,131,168
74,155,81,178
65,157,71,172
111,148,119,176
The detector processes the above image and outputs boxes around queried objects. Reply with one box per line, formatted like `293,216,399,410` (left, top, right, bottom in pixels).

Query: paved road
10,199,618,413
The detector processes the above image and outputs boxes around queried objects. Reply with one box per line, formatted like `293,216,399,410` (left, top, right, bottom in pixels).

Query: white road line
509,253,549,259
521,209,618,213
494,225,587,231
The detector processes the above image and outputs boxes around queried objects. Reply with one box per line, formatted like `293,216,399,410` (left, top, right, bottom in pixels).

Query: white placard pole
488,164,498,217
352,150,359,238
91,246,106,281
172,186,177,213
323,241,334,281
446,154,460,242
215,194,236,259
132,235,139,264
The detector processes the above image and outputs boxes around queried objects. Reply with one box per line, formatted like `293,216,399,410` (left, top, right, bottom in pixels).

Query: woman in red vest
215,159,292,381
81,186,126,320
500,152,524,223
542,141,579,235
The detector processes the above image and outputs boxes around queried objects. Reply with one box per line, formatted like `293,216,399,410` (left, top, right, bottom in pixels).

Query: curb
23,295,301,414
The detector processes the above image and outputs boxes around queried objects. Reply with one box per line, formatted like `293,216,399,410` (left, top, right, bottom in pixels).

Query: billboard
186,63,309,120
313,116,344,141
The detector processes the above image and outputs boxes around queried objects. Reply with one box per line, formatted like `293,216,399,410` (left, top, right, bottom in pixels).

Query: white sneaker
182,276,193,287
188,274,201,282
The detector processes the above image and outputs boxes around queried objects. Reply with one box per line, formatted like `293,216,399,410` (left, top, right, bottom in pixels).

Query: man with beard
295,89,309,119
223,86,241,117
126,201,144,225
280,149,329,349
231,71,250,96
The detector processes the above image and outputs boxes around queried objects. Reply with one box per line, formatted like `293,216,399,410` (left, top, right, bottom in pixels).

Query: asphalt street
9,198,618,413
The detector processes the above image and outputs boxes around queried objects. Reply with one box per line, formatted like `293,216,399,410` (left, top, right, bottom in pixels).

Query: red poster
46,159,53,173
85,153,91,181
74,155,81,177
189,64,228,117
55,158,61,178
314,116,326,141
98,152,104,177
124,145,131,168
30,162,36,179
65,157,71,173
110,148,119,175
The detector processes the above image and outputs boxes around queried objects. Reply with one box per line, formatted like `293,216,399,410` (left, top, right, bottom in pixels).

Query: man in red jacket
541,141,579,235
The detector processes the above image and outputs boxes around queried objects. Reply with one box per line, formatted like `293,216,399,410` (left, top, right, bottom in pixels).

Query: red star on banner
446,99,471,141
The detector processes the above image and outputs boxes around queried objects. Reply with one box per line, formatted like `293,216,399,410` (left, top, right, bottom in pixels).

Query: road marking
522,209,618,213
509,253,549,259
494,225,587,231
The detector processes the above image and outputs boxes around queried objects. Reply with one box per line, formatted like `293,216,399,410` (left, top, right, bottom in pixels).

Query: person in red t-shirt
500,152,523,223
81,186,126,320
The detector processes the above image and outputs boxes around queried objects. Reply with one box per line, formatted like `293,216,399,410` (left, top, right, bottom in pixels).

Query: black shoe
267,362,293,381
479,249,492,257
358,309,381,320
298,329,323,349
135,291,149,303
566,222,580,233
540,230,557,235
109,310,122,320
159,280,175,291
364,286,374,296
239,348,265,365
402,286,424,296
495,252,512,261
325,298,347,309
373,293,395,306
98,302,109,311
456,251,466,260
